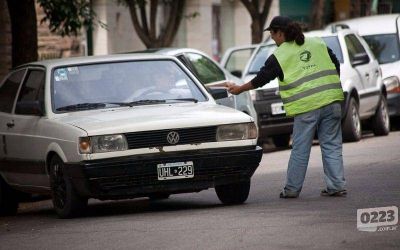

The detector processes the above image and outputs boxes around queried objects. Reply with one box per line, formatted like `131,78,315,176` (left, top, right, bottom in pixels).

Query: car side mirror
15,101,44,116
352,52,370,67
208,87,229,100
230,70,242,78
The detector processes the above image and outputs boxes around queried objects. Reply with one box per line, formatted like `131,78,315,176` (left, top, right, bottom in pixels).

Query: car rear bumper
64,146,263,199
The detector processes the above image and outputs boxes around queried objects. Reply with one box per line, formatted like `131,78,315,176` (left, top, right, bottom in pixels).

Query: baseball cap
264,16,292,31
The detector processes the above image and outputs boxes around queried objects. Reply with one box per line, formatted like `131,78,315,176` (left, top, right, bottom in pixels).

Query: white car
0,54,262,218
325,14,400,122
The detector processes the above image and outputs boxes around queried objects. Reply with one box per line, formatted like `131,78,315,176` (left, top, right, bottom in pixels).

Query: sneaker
320,189,347,197
279,191,299,199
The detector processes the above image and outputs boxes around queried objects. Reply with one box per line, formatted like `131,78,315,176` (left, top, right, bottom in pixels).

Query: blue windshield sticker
54,68,69,81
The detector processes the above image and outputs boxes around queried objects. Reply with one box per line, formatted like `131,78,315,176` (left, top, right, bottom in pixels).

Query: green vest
273,37,344,117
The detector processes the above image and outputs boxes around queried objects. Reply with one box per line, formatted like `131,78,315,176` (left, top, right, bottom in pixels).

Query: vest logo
300,51,312,62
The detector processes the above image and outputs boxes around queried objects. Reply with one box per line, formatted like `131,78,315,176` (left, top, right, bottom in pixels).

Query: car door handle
365,73,370,79
6,122,15,128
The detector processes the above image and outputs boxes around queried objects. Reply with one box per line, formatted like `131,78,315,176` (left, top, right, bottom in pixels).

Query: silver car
0,54,262,218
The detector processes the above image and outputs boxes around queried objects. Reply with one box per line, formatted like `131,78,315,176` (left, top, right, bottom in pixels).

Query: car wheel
371,95,390,136
49,156,88,218
0,177,19,216
215,180,250,205
272,134,290,148
342,97,361,142
148,193,170,200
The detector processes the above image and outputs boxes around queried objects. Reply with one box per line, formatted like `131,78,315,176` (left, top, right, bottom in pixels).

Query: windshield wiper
56,102,108,111
121,99,166,107
165,98,198,103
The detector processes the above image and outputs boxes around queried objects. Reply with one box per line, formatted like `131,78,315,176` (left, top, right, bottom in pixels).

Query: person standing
226,16,347,198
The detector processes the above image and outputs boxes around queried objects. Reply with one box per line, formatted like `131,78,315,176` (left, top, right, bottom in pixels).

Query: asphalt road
1,132,399,250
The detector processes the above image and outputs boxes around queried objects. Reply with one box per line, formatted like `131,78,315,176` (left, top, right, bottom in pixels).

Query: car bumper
387,92,400,117
253,100,293,139
64,146,263,199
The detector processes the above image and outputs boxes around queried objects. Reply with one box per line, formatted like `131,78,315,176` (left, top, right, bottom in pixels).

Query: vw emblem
167,131,180,144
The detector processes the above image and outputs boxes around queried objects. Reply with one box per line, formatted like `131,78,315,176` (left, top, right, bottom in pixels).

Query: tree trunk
6,0,38,67
240,0,272,44
126,0,185,49
310,0,325,30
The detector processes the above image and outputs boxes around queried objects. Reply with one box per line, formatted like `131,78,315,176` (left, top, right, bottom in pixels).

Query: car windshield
52,60,207,112
321,36,344,63
362,34,400,64
248,44,276,74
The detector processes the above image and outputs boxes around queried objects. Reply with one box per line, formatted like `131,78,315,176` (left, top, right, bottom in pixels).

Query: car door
0,69,27,184
344,34,380,117
4,68,48,187
178,52,235,108
220,45,257,78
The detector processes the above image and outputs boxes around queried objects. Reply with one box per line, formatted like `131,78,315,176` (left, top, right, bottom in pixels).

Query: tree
122,0,186,48
6,0,38,68
310,0,325,30
240,0,273,44
6,0,96,67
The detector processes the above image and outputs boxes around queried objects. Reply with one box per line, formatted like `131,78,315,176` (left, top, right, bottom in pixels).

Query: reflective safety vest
274,37,344,117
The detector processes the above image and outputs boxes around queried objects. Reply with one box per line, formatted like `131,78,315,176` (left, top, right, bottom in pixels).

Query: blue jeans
284,102,346,195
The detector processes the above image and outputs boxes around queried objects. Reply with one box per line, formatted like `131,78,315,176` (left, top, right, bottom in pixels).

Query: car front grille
124,126,217,149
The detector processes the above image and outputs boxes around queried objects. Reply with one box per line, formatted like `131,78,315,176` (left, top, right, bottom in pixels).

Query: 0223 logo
357,206,398,232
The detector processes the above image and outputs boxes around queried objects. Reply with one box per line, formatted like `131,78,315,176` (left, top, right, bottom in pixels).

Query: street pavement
0,131,399,250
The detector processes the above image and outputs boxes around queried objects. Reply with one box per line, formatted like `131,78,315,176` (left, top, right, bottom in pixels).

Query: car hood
380,61,400,79
244,74,279,90
54,102,252,136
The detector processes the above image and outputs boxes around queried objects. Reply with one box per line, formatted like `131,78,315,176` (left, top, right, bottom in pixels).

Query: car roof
325,14,400,35
15,53,177,70
131,47,211,57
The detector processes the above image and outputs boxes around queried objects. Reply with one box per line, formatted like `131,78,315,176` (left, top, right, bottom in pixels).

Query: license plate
271,102,285,115
157,161,194,180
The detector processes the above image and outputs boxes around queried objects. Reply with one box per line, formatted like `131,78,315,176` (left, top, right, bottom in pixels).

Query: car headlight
79,134,128,154
216,123,258,141
383,76,400,93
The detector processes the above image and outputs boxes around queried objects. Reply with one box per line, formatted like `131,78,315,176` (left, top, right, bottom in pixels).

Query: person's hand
227,82,243,95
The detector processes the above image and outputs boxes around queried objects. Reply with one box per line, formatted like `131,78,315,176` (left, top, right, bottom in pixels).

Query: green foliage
37,0,99,36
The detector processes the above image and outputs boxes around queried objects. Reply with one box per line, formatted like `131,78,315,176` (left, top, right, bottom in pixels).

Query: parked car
131,48,258,125
222,28,390,145
325,14,400,123
220,44,258,78
0,54,263,218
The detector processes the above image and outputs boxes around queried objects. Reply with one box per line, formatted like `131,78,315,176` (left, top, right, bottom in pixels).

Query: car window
248,45,276,74
15,70,45,115
224,48,255,75
363,34,400,64
184,53,225,84
345,34,369,64
0,69,26,113
52,60,207,112
321,36,344,63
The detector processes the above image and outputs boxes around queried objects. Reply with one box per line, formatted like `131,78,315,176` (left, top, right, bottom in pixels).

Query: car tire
49,156,88,219
0,177,19,216
272,134,291,148
371,95,390,136
215,180,250,205
342,97,362,142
